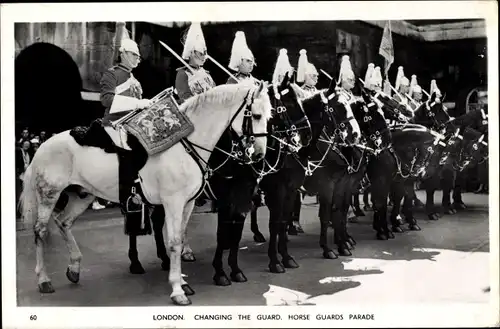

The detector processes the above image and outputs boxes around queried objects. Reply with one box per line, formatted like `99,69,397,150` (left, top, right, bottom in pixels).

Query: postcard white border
2,1,499,328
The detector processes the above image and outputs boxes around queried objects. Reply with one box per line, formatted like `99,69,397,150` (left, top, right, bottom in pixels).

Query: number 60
30,315,37,321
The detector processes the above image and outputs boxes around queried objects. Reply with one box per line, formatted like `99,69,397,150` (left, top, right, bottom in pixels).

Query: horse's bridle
269,86,312,153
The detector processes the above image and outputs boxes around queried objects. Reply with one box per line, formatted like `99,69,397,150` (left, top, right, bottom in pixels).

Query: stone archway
15,42,91,135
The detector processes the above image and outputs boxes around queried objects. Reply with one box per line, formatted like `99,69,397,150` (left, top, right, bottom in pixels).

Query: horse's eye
253,114,262,120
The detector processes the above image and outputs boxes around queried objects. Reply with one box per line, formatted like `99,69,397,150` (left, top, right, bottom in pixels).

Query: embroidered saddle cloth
123,90,195,156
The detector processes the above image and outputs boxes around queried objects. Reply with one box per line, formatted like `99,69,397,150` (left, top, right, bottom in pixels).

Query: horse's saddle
70,119,132,153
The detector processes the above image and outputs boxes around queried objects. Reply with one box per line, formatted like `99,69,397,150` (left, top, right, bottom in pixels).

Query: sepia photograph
2,1,498,328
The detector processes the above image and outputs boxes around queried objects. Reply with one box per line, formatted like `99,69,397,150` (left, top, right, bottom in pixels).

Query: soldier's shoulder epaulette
176,66,188,72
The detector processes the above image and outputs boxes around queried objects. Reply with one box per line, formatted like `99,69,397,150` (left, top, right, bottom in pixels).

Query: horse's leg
371,180,390,240
33,184,64,293
228,212,249,282
250,202,266,242
452,170,466,210
278,190,299,269
363,189,372,210
151,206,170,271
163,198,192,306
126,234,145,274
389,180,405,234
441,168,455,215
178,199,196,297
424,177,439,220
292,190,304,233
52,192,94,285
266,186,285,274
352,192,365,217
213,204,232,286
403,180,421,231
181,227,196,262
318,192,337,259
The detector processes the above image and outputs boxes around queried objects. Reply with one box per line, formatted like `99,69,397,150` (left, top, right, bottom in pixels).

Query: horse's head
454,127,488,172
415,91,451,131
231,81,273,163
356,89,392,152
268,71,312,152
324,81,361,145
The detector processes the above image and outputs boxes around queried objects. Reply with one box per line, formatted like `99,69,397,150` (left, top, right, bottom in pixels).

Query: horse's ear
255,80,265,98
282,71,291,87
327,79,336,95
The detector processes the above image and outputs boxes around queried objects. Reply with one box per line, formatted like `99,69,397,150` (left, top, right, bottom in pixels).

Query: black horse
249,82,361,271
422,108,489,220
367,106,451,239
299,88,393,258
353,91,451,223
206,73,313,286
124,73,310,289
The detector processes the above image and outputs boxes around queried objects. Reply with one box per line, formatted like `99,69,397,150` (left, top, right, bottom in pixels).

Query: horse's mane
180,83,272,121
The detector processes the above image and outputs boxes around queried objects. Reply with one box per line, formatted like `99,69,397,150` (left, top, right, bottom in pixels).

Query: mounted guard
98,37,154,234
175,22,216,103
226,31,259,86
296,49,320,98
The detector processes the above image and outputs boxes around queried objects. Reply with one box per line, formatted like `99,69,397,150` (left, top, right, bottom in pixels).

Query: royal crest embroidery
187,68,216,95
124,89,195,156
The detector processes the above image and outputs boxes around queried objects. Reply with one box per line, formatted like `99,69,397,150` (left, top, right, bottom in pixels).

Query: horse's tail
18,164,38,227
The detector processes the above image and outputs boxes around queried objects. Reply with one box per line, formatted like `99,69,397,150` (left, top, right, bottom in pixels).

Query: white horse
19,82,272,305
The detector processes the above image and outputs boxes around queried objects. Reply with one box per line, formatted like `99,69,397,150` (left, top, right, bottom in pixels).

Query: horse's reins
180,88,262,202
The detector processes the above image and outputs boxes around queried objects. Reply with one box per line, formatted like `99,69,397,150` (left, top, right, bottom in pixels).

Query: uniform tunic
100,64,143,124
175,65,216,103
226,72,260,86
299,84,319,99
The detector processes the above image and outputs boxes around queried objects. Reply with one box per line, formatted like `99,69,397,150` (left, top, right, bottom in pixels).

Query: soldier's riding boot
120,134,152,236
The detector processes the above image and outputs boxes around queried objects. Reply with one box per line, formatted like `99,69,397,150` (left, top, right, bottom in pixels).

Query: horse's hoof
66,267,80,284
444,208,454,215
323,250,338,259
38,282,55,294
354,209,365,217
392,226,404,233
348,236,357,246
181,252,196,262
451,208,458,214
161,261,170,271
283,257,299,269
253,233,266,243
181,284,195,296
345,241,354,250
376,232,388,240
453,202,466,210
428,213,439,221
409,224,421,231
348,216,359,223
171,294,192,306
213,273,232,286
338,247,352,257
387,231,395,239
130,262,145,274
288,226,298,235
296,225,305,234
230,271,248,283
269,263,286,274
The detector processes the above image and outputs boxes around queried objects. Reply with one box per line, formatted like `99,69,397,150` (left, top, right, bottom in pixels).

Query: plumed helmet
272,49,294,85
119,38,140,57
181,22,207,60
338,55,354,85
364,63,375,88
395,66,410,91
296,49,317,83
430,79,441,97
228,31,254,71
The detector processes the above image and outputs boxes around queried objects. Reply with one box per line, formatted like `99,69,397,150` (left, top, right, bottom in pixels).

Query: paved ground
16,191,490,306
